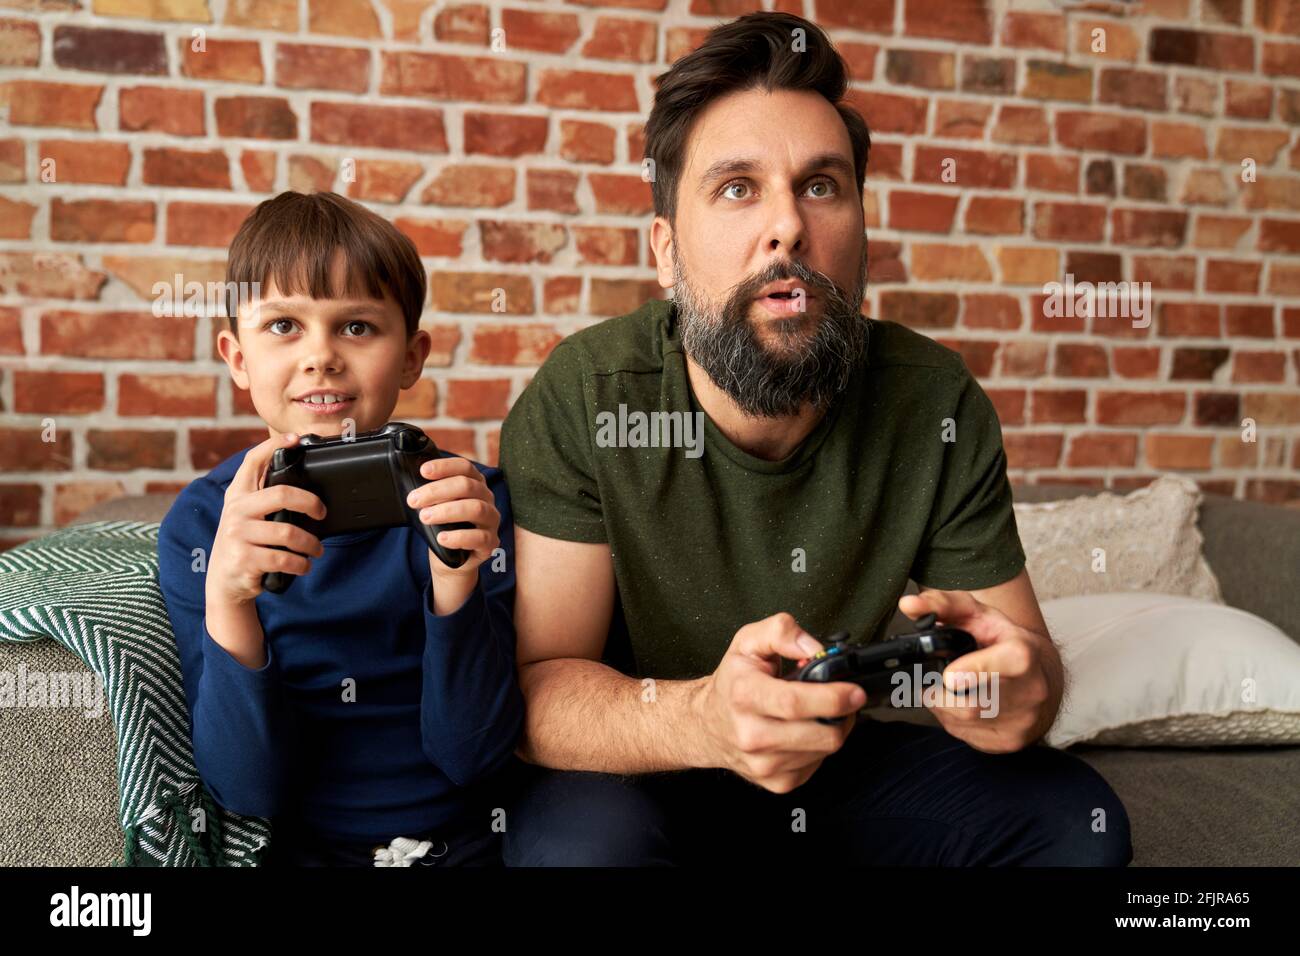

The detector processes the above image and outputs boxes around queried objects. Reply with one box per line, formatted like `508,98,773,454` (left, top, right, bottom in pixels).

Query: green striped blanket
0,520,271,866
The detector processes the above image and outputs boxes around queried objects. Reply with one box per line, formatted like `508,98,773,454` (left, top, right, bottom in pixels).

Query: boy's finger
230,432,298,496
417,455,476,480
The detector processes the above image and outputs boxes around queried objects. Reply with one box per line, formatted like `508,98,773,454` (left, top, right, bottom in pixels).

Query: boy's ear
399,329,433,389
216,328,251,390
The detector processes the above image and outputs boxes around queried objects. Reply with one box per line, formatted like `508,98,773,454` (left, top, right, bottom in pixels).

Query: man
497,11,1132,866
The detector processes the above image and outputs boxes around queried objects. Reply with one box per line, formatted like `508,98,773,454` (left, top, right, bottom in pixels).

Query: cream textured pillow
1013,475,1223,603
1041,593,1300,749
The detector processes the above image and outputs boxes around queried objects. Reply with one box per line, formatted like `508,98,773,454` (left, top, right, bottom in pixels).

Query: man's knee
502,769,674,866
1013,747,1133,867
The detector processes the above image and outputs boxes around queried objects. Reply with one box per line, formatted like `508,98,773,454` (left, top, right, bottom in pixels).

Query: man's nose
765,188,807,255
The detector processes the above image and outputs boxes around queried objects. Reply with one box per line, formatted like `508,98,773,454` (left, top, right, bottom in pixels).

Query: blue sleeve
417,465,524,788
156,491,290,819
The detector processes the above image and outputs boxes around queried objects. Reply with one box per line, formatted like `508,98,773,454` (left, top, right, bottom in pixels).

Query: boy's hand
206,432,327,608
405,456,499,614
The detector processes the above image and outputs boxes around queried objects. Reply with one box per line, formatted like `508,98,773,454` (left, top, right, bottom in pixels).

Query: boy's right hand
205,432,328,607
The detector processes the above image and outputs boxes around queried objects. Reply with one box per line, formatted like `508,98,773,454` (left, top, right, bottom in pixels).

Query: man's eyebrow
696,152,857,191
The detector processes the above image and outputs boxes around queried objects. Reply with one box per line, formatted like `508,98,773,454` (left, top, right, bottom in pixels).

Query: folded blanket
0,521,271,866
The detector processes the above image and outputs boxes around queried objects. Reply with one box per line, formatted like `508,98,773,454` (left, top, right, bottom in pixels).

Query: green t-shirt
498,298,1026,681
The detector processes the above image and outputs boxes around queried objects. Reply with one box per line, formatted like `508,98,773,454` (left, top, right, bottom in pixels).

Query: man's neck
684,356,827,462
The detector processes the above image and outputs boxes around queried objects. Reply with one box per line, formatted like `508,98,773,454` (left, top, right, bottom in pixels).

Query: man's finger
732,611,823,665
898,588,1007,645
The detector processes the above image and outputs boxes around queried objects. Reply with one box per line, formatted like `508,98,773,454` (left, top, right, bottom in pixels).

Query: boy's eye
343,321,373,336
266,318,296,335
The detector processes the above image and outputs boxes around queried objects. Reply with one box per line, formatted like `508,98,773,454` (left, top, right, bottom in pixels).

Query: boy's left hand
405,456,499,614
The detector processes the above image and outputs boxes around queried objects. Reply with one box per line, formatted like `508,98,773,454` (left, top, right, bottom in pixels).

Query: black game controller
260,421,471,594
784,613,978,724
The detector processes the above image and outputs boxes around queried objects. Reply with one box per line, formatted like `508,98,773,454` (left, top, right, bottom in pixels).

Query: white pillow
1041,592,1300,749
1014,475,1223,603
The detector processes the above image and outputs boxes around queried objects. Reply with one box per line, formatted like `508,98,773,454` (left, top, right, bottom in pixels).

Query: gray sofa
1,484,1297,866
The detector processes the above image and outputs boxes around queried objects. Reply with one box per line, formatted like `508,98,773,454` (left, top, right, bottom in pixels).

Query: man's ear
216,327,250,390
650,215,676,290
400,329,433,389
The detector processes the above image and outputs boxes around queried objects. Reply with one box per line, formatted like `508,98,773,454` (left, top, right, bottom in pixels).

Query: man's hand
694,612,866,793
406,456,500,615
898,586,1061,754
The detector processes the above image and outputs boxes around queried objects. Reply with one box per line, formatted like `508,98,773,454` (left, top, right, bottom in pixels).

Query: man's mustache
725,259,844,309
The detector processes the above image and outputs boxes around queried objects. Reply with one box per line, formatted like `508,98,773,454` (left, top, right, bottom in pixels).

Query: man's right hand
694,612,865,793
205,432,328,607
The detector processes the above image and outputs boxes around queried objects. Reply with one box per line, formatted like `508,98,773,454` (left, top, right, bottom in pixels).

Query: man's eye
721,180,751,200
808,178,837,197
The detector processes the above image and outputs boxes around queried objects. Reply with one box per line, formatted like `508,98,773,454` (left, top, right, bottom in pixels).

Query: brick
1096,391,1185,424
393,217,466,257
991,105,1049,145
1149,27,1255,71
13,371,103,414
0,17,41,67
1175,75,1218,115
960,54,1014,94
421,164,513,207
393,378,436,419
1193,214,1251,249
181,37,263,83
1242,392,1300,423
0,308,22,354
1270,265,1300,296
962,293,1020,330
589,172,652,214
445,378,511,420
1181,167,1229,205
536,68,638,112
143,147,231,190
573,226,639,266
54,482,127,525
903,0,992,44
932,99,991,140
1033,202,1106,242
985,388,1026,424
1203,0,1244,25
1002,11,1065,51
1151,121,1208,159
0,484,41,526
1145,434,1213,469
1132,255,1195,290
1224,304,1275,336
1022,60,1092,102
469,324,562,366
879,291,958,328
288,153,336,193
888,190,958,232
1256,0,1300,34
1241,176,1300,213
86,429,174,471
101,255,225,302
37,140,131,185
936,339,997,377
1030,388,1086,423
964,195,1023,234
1072,19,1140,61
345,160,422,203
817,0,893,32
53,24,165,75
1194,392,1240,426
119,373,217,417
421,322,462,366
1067,433,1138,467
1216,126,1291,164
165,202,252,247
1000,341,1047,377
1113,346,1161,378
560,120,615,164
0,253,106,300
1025,154,1078,193
1225,79,1274,119
41,310,194,360
913,146,1016,188
479,220,566,264
51,199,154,243
312,102,445,152
95,0,212,19
464,111,548,157
1260,217,1300,252
847,91,928,135
911,244,991,282
543,276,581,314
997,246,1058,284
308,0,381,38
1056,111,1146,154
885,49,955,90
0,198,34,240
0,140,22,183
1122,164,1167,202
4,80,103,130
1099,68,1167,111
215,96,297,140
429,271,533,314
527,169,580,214
275,43,370,93
1111,208,1187,248
1171,347,1229,379
432,3,489,45
1003,433,1063,469
119,86,204,136
225,0,297,31
1054,343,1109,377
1206,259,1261,292
1263,40,1300,76
0,429,73,472
582,16,656,62
381,51,525,104
189,428,268,469
499,9,581,53
1233,352,1286,382
1086,159,1116,196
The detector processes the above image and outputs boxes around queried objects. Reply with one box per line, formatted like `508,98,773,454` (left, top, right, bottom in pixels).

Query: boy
157,191,523,867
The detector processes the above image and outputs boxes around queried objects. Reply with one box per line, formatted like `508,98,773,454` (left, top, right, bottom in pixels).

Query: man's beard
672,242,869,419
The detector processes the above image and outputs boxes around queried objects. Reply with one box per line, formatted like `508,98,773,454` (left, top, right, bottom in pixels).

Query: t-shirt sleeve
910,367,1026,591
498,341,607,543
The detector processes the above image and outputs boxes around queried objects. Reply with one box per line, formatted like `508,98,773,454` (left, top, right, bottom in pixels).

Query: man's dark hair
224,190,426,336
642,10,871,225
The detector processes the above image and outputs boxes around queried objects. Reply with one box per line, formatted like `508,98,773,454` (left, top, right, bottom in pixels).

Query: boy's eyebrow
253,300,391,320
696,151,857,193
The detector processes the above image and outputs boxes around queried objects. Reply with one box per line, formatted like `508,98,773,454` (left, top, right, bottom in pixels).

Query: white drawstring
372,835,449,867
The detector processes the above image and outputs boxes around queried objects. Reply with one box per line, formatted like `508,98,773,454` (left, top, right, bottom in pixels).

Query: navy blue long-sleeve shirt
156,445,525,844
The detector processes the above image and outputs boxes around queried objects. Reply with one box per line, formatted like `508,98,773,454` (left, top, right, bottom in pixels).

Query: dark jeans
502,716,1133,866
264,811,504,868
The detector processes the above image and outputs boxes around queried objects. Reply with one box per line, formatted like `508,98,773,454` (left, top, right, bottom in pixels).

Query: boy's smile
216,254,431,441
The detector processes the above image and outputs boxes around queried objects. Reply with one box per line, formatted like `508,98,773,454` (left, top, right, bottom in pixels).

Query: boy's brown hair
224,190,426,336
642,10,871,226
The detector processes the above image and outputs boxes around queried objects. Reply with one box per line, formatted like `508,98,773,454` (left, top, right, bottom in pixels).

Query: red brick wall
1,0,1299,545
